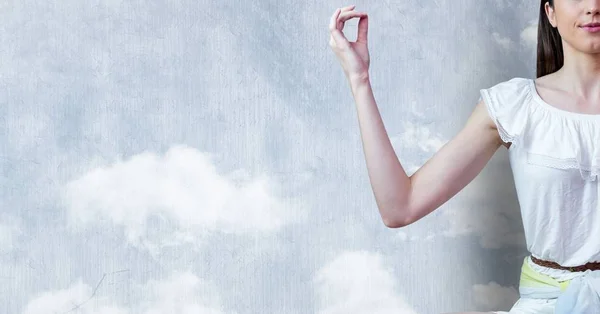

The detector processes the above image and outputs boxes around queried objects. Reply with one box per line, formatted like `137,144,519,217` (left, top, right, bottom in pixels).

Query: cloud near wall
60,145,302,255
314,251,419,314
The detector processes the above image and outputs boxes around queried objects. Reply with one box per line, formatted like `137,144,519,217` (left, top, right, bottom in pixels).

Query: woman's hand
328,5,370,81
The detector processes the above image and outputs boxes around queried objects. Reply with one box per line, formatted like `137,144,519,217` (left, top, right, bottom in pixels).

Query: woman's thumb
328,8,350,49
330,29,350,49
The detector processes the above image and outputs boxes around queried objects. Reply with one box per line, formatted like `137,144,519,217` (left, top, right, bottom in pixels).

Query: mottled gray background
0,0,540,313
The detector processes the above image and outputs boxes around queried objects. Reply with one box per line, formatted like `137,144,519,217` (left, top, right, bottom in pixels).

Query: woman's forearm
348,75,412,227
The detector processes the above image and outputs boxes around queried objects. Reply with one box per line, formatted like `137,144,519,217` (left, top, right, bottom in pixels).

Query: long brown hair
537,0,563,77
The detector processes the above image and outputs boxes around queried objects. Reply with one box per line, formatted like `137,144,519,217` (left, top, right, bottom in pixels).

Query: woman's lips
581,22,600,33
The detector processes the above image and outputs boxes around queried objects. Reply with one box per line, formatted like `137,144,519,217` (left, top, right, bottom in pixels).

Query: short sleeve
479,77,533,145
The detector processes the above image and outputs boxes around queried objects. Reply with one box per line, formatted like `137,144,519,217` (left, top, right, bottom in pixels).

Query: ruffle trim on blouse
480,77,600,181
526,152,600,182
480,78,533,146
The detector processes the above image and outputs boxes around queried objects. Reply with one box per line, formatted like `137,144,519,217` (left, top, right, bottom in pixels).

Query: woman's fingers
329,6,365,48
357,13,368,44
330,6,360,31
337,11,367,24
329,8,349,48
337,11,367,39
329,8,339,30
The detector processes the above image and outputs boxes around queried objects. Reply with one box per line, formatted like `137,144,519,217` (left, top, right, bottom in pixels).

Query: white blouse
480,77,600,267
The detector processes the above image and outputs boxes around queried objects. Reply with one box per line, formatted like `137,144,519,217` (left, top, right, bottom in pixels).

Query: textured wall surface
1,0,541,313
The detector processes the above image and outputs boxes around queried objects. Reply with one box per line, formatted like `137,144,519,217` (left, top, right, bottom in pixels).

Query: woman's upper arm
393,100,505,227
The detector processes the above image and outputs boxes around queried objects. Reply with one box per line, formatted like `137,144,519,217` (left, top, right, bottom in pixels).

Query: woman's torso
481,77,600,266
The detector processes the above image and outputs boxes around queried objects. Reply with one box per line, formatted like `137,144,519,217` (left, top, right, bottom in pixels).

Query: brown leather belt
531,255,600,272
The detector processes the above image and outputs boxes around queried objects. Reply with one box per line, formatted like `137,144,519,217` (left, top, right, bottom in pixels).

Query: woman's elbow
382,211,414,228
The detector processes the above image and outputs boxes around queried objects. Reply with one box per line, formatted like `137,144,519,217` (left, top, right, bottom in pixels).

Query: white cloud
136,272,227,314
492,32,513,51
22,280,126,314
60,145,300,255
394,230,421,242
390,121,447,176
391,121,447,154
472,281,518,311
314,251,419,314
22,272,228,314
520,22,538,48
396,231,409,241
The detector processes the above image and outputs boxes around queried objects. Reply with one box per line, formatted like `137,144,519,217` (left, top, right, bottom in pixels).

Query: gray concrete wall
0,1,538,312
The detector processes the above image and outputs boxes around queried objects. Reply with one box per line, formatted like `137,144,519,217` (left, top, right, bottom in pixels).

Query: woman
329,1,600,313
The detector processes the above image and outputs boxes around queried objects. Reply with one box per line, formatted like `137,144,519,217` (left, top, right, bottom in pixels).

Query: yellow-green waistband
518,256,571,299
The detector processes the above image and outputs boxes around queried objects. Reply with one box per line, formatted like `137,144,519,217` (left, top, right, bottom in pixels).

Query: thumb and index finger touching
329,5,369,47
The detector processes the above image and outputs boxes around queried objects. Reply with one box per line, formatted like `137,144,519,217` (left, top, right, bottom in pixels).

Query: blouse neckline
528,78,600,120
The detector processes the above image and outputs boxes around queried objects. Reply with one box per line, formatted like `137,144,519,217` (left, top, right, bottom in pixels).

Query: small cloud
135,272,227,314
22,272,228,314
60,145,299,255
520,22,538,48
390,121,447,175
22,280,126,314
314,251,419,314
408,100,426,118
396,231,409,241
424,233,435,241
472,281,518,311
492,32,513,51
391,121,446,154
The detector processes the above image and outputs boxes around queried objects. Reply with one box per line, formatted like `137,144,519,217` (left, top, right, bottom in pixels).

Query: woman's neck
558,43,600,99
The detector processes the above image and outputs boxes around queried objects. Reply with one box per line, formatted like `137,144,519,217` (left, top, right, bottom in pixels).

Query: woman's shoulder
485,77,532,92
479,77,534,145
480,77,533,109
